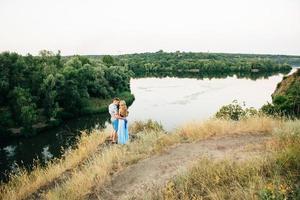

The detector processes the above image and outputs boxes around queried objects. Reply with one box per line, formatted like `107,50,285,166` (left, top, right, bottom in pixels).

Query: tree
102,55,114,66
8,87,37,131
41,74,59,120
58,80,86,114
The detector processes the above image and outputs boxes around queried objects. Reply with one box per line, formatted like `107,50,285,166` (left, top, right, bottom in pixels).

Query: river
0,68,298,182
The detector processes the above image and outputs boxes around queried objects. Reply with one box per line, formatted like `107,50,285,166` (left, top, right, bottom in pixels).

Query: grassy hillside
1,117,299,200
273,69,300,97
262,69,300,117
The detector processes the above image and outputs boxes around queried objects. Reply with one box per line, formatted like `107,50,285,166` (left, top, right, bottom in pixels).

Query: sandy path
90,134,270,200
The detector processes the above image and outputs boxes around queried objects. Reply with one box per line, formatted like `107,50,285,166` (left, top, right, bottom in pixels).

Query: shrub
129,119,164,135
261,103,280,116
215,100,258,120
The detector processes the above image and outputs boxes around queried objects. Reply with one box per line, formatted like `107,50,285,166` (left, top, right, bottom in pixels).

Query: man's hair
113,97,120,102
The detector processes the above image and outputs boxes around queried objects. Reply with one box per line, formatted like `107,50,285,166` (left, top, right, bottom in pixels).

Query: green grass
81,91,135,115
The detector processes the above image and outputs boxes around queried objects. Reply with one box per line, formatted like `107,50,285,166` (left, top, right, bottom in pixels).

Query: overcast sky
0,0,299,55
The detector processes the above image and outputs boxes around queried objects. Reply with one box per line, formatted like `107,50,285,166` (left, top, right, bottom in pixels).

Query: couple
108,97,129,144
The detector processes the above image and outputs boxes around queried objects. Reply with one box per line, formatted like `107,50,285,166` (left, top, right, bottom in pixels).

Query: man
108,97,121,143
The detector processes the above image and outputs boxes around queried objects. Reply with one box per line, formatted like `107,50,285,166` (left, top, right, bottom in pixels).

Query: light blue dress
117,119,129,144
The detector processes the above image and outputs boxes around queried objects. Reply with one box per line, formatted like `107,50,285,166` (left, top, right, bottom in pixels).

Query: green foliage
116,51,292,73
81,91,135,115
8,87,37,130
102,55,114,66
215,100,259,120
261,103,280,116
275,80,300,117
0,51,133,136
104,66,132,93
263,71,300,118
41,74,59,119
0,107,14,136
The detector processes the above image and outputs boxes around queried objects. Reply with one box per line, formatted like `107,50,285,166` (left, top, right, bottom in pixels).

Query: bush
261,103,278,116
215,100,258,120
129,119,164,135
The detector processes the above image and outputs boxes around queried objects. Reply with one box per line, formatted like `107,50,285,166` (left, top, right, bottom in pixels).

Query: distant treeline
133,70,288,81
109,51,295,73
0,51,132,136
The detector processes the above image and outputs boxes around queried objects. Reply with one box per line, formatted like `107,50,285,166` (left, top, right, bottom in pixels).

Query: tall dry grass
0,130,107,200
175,116,281,141
155,158,268,200
153,116,281,153
148,119,300,200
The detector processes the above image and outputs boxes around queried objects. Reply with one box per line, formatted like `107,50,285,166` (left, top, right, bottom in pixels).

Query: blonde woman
117,100,129,144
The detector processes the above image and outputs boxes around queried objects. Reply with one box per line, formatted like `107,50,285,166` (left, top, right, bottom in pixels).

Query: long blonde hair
119,100,129,117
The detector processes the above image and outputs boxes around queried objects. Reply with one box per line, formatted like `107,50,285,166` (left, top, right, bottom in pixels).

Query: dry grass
129,119,164,135
0,116,285,200
155,158,268,200
0,130,107,200
148,120,300,200
44,130,167,200
175,116,281,141
153,116,280,153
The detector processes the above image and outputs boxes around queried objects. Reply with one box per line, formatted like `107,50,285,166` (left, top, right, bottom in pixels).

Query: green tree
41,74,59,120
102,55,114,66
8,87,37,132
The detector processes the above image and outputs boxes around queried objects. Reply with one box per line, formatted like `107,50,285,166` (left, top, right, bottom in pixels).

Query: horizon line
2,49,300,57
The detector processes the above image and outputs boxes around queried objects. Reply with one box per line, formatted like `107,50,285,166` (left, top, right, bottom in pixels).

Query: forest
111,50,294,73
0,51,133,137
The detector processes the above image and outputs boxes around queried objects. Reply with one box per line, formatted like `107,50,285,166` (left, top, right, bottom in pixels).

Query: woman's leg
118,120,126,144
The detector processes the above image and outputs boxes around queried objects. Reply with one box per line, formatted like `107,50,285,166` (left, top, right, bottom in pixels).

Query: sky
0,0,299,56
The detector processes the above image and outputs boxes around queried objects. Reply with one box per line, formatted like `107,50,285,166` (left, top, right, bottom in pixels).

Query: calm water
0,68,297,182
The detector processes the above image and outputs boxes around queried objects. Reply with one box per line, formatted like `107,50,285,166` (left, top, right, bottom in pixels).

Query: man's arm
109,104,125,119
114,113,124,119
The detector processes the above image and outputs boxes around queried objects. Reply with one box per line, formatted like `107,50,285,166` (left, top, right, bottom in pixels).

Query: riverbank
2,92,135,138
80,91,135,115
1,116,299,200
59,91,135,118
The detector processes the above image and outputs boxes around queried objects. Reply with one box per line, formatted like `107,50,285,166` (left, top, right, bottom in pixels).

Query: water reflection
41,146,53,163
134,70,291,80
3,146,16,158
